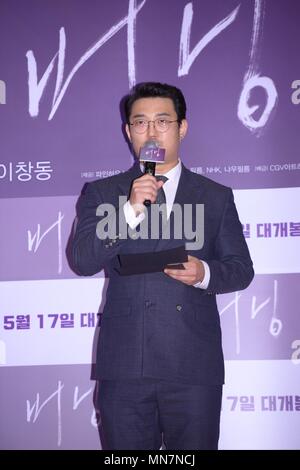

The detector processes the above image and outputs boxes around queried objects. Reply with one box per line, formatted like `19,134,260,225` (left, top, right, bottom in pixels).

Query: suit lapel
155,165,206,251
173,164,206,206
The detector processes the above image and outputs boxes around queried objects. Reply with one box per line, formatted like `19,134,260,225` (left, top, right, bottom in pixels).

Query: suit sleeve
71,182,128,276
206,189,254,294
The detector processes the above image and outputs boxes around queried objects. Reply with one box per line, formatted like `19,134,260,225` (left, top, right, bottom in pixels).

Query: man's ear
179,119,188,140
125,123,132,142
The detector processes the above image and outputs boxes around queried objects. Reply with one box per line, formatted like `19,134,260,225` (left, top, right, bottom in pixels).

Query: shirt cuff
193,260,210,290
123,200,145,230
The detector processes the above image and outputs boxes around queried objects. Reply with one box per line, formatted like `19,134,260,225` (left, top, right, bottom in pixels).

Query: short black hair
124,82,186,124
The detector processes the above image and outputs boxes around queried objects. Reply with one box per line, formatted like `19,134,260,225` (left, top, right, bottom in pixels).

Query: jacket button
176,304,182,312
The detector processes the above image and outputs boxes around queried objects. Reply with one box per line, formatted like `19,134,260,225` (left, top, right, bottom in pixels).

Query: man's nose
147,120,158,138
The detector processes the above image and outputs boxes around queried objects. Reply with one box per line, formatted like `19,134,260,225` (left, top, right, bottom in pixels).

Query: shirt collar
157,159,182,185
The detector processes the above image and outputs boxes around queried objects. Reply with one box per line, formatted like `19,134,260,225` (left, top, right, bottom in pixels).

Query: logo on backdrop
24,0,277,135
0,80,6,104
291,80,300,105
291,340,300,364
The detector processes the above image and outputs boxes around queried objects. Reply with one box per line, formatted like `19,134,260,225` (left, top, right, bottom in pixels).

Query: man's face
125,97,188,170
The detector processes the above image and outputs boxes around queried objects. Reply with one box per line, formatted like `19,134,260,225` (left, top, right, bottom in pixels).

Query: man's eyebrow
131,112,172,119
131,113,146,119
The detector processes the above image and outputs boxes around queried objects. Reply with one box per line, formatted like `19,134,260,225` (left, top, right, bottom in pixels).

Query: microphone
139,140,165,206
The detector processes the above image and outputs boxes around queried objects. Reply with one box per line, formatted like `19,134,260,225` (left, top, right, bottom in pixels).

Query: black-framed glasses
129,118,179,134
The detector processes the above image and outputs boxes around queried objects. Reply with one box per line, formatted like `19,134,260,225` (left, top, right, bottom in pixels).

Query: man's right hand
129,174,164,216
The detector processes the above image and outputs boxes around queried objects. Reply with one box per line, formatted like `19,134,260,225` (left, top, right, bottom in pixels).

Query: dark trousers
97,378,222,450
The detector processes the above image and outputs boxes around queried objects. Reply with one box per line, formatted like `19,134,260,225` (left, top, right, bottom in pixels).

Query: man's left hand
164,255,205,286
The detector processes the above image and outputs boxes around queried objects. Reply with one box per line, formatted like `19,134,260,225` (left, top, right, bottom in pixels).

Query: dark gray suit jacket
72,163,254,385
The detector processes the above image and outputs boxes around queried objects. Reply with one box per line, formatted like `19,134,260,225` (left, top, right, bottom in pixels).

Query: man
72,82,254,450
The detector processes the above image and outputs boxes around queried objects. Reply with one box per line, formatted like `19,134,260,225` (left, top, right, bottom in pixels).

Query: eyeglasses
129,118,179,134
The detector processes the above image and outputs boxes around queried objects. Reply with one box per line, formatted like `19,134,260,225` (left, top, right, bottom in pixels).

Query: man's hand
129,174,164,215
164,255,205,285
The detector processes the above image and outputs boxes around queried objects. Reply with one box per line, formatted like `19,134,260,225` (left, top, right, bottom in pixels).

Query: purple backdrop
1,0,299,450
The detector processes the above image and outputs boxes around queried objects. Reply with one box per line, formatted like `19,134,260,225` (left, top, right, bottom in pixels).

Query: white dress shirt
123,160,210,289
